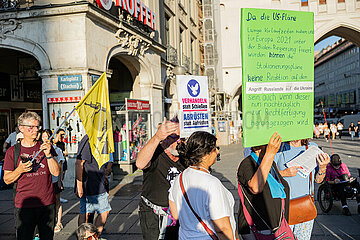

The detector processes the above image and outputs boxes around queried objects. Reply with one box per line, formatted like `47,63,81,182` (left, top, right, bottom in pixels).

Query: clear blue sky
314,35,341,51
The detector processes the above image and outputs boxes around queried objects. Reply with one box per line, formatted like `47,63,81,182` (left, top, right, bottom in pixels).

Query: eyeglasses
22,125,41,131
84,233,98,240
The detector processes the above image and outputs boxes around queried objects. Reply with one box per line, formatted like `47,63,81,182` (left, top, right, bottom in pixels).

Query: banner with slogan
177,75,212,138
241,8,314,147
75,72,114,169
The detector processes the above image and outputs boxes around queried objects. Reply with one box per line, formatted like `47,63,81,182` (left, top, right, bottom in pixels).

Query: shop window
338,0,345,2
108,58,133,104
301,0,308,6
319,0,326,4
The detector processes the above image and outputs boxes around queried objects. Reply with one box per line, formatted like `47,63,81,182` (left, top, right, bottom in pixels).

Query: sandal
54,223,63,233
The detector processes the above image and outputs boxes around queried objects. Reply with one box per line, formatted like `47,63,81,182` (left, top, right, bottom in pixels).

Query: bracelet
45,155,53,159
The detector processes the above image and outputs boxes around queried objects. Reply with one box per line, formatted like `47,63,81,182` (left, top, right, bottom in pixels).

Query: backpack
13,142,21,198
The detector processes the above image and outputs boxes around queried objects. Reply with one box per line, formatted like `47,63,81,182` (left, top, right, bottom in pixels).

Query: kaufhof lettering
97,0,156,30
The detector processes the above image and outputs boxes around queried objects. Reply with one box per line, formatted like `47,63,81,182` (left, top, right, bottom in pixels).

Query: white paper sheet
285,146,324,178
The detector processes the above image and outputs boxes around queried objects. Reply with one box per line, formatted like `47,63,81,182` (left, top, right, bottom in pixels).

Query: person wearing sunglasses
136,116,185,240
76,223,99,240
3,111,60,240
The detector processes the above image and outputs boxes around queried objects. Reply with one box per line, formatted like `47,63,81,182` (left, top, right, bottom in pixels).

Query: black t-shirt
55,141,66,154
237,155,290,234
76,135,107,196
142,145,185,207
349,125,356,131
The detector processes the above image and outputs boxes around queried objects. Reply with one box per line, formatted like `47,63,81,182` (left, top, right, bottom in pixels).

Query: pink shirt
326,163,351,181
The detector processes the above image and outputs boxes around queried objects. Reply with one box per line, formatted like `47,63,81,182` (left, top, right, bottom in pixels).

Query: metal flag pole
321,101,334,155
30,107,76,163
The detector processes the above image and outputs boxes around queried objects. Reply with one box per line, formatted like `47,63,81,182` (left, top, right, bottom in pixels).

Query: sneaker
60,197,68,203
342,207,352,216
33,234,40,240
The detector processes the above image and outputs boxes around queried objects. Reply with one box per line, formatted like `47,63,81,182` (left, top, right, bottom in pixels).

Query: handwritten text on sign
241,8,314,147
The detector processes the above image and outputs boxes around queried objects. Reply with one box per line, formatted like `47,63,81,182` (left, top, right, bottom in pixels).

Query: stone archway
315,22,360,47
0,35,51,70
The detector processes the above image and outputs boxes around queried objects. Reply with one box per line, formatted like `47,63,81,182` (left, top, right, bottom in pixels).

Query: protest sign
241,8,314,147
177,75,211,138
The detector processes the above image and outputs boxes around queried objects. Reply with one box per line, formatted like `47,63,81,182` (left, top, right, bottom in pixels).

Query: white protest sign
177,75,211,138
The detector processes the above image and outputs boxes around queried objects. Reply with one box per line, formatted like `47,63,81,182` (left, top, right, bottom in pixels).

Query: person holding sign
169,131,236,240
136,117,185,240
237,133,295,240
274,139,330,240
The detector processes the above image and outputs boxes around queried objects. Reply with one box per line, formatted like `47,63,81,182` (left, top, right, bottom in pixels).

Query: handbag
238,183,296,240
179,172,219,240
288,145,317,225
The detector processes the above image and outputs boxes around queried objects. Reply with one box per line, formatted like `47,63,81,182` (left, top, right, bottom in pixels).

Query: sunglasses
22,125,41,131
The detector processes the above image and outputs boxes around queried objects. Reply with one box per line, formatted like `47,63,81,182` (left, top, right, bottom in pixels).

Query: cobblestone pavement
0,136,360,239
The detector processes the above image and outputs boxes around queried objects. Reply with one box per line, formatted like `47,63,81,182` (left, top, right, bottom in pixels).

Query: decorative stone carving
115,29,151,56
0,19,22,39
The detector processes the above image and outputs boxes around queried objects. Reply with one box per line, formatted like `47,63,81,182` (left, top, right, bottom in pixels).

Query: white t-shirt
169,168,236,240
52,145,65,183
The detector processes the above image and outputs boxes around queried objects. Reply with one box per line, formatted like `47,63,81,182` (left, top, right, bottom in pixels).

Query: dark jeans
15,204,56,240
331,181,360,206
139,200,179,240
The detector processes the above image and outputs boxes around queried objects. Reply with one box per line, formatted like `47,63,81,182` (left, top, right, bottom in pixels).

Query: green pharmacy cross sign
241,8,314,147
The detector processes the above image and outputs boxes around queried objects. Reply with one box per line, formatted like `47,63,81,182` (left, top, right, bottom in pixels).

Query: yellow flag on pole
75,72,114,169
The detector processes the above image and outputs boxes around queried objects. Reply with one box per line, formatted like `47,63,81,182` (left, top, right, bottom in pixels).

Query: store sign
177,75,211,138
97,0,156,30
47,96,82,103
126,99,150,111
58,75,83,91
91,75,100,86
96,0,112,10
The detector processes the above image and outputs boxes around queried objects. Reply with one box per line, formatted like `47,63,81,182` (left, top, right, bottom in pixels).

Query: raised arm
247,132,281,194
136,117,178,170
315,153,330,183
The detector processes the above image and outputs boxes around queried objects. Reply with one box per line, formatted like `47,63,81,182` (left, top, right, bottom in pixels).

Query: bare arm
212,216,234,240
4,160,33,184
247,132,281,194
41,141,60,177
75,159,85,198
279,166,301,177
169,200,178,220
315,153,329,183
136,117,178,170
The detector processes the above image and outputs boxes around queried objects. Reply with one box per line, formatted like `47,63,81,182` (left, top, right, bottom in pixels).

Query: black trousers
139,200,179,240
15,204,56,240
331,182,360,206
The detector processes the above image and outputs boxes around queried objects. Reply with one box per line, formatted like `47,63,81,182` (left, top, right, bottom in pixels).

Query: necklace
190,166,210,174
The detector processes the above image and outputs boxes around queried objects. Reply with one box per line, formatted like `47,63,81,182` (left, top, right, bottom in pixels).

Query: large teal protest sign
241,8,314,147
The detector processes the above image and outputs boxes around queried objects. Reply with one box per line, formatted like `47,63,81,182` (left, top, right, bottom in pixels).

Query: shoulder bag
179,172,219,240
287,145,317,225
238,183,296,240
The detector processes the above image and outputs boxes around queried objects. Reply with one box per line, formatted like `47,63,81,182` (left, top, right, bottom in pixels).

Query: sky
314,35,342,52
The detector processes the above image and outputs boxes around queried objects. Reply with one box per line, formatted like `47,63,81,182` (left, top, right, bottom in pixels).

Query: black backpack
12,142,21,197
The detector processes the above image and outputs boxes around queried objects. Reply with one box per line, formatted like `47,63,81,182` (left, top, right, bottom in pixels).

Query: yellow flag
75,72,114,169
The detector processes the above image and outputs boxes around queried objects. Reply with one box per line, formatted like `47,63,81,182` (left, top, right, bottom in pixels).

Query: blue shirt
274,142,318,200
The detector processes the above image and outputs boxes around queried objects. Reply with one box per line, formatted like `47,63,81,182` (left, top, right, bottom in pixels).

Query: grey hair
17,111,41,126
76,223,98,239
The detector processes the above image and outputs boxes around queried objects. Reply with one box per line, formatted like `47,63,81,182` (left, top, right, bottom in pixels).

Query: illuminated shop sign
96,0,156,30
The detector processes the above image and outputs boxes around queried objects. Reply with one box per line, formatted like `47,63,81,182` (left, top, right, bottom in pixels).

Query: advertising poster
241,8,314,147
177,75,211,138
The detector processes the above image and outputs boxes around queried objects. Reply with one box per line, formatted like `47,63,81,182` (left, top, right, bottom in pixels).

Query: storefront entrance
0,48,42,159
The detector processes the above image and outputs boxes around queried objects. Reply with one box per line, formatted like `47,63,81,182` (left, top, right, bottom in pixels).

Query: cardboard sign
177,75,211,138
241,8,314,147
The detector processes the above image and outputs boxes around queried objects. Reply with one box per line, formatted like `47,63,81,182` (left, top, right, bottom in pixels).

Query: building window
301,0,308,6
165,14,170,46
338,0,345,2
319,0,326,4
179,27,184,65
190,37,194,72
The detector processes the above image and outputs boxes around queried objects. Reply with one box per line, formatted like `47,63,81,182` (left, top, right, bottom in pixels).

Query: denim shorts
80,192,111,214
